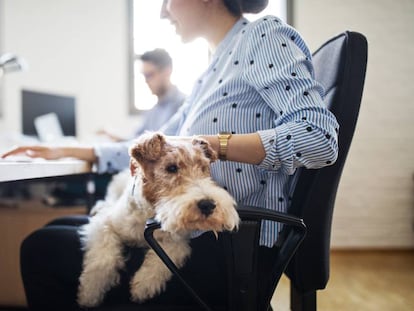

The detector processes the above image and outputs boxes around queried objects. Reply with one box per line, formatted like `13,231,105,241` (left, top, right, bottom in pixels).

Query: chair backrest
285,31,368,293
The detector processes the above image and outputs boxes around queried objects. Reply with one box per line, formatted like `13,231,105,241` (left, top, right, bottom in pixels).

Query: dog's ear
129,159,138,176
192,137,217,162
129,132,166,164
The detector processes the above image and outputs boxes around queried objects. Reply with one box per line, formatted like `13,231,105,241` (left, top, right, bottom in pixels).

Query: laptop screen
21,89,76,137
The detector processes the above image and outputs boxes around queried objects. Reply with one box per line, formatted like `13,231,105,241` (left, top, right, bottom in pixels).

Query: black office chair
98,30,368,311
285,30,368,311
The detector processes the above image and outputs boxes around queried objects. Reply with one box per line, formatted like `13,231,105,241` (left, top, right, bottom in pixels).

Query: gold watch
217,132,232,161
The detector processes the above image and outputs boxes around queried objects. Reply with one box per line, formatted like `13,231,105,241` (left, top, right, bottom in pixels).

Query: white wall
0,0,139,142
294,0,414,248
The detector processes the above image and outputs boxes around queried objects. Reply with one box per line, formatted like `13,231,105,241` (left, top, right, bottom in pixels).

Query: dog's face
129,132,239,234
129,133,216,204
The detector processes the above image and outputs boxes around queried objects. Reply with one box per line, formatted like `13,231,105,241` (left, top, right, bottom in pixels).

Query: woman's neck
205,13,240,53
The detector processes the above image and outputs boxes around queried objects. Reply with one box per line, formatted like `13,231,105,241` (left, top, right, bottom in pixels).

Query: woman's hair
223,0,269,16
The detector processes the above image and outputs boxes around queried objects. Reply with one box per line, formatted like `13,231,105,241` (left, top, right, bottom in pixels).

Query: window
128,0,290,113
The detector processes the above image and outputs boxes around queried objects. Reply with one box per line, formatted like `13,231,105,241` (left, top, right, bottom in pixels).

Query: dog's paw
77,271,121,308
77,286,105,308
129,275,166,302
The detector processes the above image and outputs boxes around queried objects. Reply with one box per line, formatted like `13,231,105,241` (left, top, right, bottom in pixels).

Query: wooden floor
271,250,414,311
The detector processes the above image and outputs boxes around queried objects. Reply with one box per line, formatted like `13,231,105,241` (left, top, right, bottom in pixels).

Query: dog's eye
166,164,179,173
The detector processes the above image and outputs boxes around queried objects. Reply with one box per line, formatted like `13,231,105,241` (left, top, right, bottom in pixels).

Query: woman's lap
21,225,85,310
21,221,227,310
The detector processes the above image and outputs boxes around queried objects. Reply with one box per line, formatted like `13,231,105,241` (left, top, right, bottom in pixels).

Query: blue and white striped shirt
94,16,339,247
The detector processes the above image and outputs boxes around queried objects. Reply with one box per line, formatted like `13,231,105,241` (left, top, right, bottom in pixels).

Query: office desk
0,158,92,182
0,159,92,307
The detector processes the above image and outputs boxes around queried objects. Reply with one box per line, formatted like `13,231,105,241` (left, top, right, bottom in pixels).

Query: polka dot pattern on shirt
163,16,339,248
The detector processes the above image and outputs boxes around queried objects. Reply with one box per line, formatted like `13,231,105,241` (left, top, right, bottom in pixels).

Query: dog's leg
77,222,125,307
130,239,191,302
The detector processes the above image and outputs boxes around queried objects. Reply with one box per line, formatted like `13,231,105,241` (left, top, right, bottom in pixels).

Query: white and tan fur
77,132,239,307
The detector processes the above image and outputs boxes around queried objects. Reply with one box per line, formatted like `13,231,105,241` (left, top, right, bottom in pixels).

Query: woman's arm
202,133,265,165
2,141,136,174
1,145,97,162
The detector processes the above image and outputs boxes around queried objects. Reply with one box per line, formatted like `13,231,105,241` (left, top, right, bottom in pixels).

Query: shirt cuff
257,124,294,174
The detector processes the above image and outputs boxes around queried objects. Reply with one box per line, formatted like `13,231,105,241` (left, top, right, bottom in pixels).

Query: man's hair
137,48,172,70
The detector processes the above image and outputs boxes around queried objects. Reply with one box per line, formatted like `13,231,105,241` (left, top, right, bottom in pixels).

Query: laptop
34,112,64,143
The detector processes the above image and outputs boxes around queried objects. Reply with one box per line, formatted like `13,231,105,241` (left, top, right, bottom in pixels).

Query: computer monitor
22,89,76,137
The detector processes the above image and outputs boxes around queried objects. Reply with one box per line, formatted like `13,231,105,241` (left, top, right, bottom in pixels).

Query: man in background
99,48,186,141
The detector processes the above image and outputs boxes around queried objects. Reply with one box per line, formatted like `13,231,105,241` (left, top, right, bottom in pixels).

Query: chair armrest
236,205,306,232
144,207,306,311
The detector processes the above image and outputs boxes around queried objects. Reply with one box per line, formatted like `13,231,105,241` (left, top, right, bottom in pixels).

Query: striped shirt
94,16,339,247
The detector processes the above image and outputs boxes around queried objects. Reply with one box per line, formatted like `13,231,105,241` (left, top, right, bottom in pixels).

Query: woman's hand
1,145,97,162
1,145,63,160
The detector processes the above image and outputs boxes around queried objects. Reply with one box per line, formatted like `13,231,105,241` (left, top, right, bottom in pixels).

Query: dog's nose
197,199,216,216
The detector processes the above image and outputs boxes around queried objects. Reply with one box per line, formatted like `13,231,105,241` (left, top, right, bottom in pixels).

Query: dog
77,132,240,307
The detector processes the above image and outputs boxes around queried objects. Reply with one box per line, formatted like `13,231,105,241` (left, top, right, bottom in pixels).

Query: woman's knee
21,225,84,275
45,214,89,227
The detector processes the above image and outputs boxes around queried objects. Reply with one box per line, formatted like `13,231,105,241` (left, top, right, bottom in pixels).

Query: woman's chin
173,28,196,44
178,33,197,44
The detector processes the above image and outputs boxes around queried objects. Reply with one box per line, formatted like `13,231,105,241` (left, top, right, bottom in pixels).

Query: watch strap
218,132,232,161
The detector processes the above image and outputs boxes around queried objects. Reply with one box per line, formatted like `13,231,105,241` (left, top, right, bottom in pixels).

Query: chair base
290,283,316,311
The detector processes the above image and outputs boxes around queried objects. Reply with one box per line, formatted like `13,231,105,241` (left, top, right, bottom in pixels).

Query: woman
2,0,339,310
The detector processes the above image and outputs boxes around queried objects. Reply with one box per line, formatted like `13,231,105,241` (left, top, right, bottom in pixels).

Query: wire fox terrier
77,132,239,307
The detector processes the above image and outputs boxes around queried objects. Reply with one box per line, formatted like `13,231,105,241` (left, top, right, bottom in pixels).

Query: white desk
0,159,92,182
